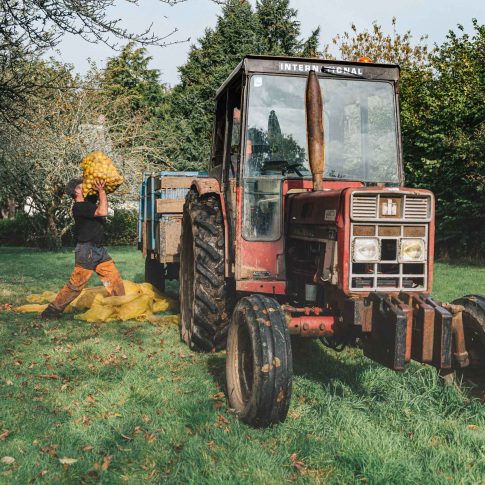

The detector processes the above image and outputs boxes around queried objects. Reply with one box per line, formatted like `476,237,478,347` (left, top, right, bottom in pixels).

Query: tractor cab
209,55,403,289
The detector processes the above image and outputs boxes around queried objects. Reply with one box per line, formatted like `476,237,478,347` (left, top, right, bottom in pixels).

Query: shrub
104,208,138,246
0,213,42,246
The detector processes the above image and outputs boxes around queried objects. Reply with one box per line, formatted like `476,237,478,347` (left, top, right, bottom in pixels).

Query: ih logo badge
380,198,400,217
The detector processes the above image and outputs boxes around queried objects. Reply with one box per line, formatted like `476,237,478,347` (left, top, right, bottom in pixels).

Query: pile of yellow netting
80,151,123,197
15,281,179,325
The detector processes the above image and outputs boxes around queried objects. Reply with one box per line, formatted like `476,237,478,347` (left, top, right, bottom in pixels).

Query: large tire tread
226,294,293,427
179,189,231,352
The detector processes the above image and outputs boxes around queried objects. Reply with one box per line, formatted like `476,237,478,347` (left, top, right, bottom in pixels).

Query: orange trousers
50,259,125,312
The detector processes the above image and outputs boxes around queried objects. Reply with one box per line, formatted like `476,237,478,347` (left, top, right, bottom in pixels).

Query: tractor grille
349,223,428,292
351,195,378,218
351,192,432,222
403,196,430,219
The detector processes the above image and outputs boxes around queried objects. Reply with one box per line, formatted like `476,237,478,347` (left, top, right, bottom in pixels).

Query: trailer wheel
453,295,485,376
145,256,165,293
179,189,230,352
226,295,293,427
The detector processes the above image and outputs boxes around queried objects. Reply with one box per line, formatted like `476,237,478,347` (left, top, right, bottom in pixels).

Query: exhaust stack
305,70,325,191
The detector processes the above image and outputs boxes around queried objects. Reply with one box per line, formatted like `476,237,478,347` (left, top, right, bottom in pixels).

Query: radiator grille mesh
351,193,431,221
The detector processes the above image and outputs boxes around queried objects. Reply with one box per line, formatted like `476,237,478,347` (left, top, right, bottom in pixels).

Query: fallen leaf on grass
147,469,157,480
59,457,78,466
82,445,93,452
102,455,112,471
38,374,60,380
86,470,100,481
40,444,59,457
217,415,229,426
467,424,479,430
207,440,216,450
86,394,96,403
101,411,122,419
1,456,15,464
290,453,306,475
0,430,10,441
5,379,13,386
288,410,301,420
145,432,156,443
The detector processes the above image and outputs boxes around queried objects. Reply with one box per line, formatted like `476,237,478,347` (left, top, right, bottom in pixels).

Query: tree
164,0,321,170
102,43,166,114
0,0,186,126
406,21,485,257
329,18,485,257
256,0,301,55
0,59,164,248
329,18,430,68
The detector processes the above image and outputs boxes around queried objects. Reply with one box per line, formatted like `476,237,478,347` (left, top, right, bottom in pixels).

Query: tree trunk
45,207,62,250
7,198,16,218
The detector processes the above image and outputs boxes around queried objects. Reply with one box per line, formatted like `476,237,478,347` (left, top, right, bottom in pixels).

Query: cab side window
211,97,227,169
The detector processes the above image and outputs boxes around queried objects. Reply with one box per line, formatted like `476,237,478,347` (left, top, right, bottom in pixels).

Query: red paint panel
236,280,286,294
288,315,336,336
192,178,220,195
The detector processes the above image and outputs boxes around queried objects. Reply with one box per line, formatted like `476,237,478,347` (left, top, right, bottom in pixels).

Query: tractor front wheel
226,295,293,427
453,295,485,376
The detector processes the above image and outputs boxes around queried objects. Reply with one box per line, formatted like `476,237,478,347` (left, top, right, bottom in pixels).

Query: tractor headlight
399,239,425,262
353,238,380,262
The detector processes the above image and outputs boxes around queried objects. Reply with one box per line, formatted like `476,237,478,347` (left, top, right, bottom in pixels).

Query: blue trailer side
138,171,206,291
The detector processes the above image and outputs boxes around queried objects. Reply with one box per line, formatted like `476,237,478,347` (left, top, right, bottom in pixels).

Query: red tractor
140,55,485,427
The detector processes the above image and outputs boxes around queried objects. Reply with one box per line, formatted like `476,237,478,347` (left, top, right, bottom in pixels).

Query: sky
51,0,485,86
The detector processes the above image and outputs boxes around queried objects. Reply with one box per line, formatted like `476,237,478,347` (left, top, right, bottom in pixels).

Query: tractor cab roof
216,55,400,98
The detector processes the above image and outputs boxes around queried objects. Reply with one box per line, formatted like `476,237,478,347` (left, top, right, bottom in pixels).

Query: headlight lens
353,238,380,262
399,239,425,262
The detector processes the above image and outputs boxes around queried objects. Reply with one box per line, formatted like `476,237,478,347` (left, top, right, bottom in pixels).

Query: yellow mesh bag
80,151,123,197
74,294,115,322
19,281,180,323
152,296,177,314
117,294,152,321
139,283,157,299
101,293,140,307
26,291,57,303
15,304,48,313
71,287,109,309
147,314,180,326
123,280,142,296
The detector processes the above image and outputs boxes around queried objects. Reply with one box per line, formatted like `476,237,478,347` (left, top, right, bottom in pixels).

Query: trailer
138,171,206,292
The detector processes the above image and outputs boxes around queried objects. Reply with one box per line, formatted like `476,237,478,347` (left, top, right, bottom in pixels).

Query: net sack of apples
80,151,124,197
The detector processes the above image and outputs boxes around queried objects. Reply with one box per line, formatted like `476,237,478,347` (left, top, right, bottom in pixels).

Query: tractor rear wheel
226,295,293,427
179,190,230,352
145,256,165,293
453,295,485,376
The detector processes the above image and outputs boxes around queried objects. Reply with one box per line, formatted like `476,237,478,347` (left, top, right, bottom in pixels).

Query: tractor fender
191,177,220,196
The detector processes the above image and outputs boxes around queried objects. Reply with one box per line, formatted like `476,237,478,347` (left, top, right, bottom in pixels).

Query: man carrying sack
41,178,125,319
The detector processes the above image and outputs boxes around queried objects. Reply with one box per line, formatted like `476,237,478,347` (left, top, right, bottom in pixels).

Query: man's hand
93,178,106,193
93,178,108,217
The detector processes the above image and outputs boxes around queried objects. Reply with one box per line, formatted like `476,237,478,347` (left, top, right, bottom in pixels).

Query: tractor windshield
244,74,400,184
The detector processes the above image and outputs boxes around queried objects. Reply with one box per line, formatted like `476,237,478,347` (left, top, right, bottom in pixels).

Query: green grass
0,247,485,484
